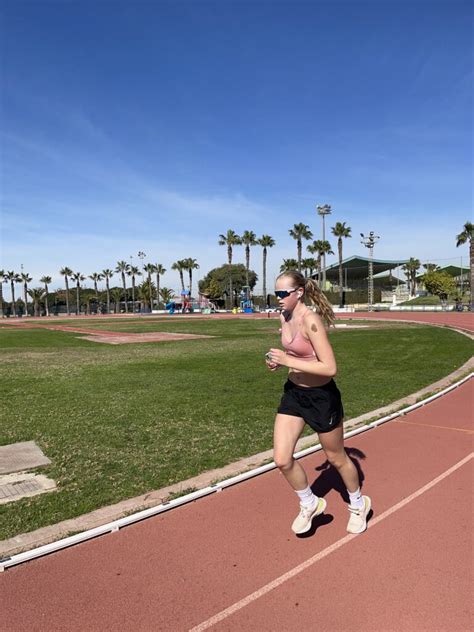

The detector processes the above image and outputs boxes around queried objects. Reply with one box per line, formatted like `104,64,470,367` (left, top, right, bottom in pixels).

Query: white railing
390,305,455,312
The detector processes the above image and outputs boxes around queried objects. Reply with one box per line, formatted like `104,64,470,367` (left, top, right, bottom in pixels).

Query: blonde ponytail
304,278,335,328
276,270,335,328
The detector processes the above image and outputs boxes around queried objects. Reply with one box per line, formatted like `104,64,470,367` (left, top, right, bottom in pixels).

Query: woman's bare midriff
288,367,332,388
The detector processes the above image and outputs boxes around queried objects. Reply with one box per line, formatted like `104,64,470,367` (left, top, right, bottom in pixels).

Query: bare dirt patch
2,322,214,344
79,331,215,345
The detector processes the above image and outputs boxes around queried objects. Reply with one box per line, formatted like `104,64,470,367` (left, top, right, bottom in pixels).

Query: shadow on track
311,447,367,504
296,513,334,539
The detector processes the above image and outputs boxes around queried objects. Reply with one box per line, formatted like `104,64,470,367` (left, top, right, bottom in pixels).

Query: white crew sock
295,486,318,508
348,487,365,509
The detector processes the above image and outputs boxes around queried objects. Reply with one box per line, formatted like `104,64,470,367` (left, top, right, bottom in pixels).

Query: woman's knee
325,450,348,470
273,453,294,472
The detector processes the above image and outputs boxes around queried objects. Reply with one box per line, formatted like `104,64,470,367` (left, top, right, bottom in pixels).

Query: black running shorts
277,379,344,433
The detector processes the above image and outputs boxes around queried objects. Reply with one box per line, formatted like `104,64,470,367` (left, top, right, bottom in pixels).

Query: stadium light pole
360,231,380,312
137,251,146,315
316,204,332,289
138,251,146,269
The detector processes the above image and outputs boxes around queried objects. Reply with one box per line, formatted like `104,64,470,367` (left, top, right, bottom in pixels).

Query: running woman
266,270,371,535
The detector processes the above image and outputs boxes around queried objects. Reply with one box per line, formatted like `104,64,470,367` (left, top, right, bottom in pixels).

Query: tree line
1,221,471,316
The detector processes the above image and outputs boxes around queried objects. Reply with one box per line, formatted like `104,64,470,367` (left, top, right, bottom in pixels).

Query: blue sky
1,0,472,297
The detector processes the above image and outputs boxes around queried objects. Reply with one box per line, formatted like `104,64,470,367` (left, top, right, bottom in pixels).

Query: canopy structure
372,271,405,288
317,255,409,286
416,265,469,280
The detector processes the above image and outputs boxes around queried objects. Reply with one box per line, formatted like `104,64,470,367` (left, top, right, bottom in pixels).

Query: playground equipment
181,290,193,313
240,286,254,313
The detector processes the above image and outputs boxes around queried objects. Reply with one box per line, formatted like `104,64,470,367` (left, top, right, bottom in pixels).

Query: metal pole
368,246,374,310
138,251,146,314
21,263,27,317
322,213,326,289
317,204,332,290
360,232,380,312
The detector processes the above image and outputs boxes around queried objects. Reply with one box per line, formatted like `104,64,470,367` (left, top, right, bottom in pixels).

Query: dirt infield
1,322,215,344
80,331,215,344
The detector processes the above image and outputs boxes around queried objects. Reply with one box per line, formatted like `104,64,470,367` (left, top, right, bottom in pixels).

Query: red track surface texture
4,310,473,333
1,378,472,631
337,311,474,333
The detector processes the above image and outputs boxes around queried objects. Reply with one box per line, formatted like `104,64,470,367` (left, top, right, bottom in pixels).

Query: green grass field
0,318,471,540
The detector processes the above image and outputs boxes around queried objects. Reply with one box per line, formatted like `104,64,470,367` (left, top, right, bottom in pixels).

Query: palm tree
456,221,473,299
280,258,299,273
241,230,258,288
110,287,123,314
306,242,321,280
20,272,33,316
127,266,141,313
0,270,5,317
5,271,20,316
154,264,166,308
331,221,352,305
301,257,318,277
40,276,52,317
60,267,73,315
159,287,175,305
402,258,421,297
218,230,241,308
258,235,275,307
183,258,199,295
307,240,334,288
172,260,188,303
318,241,335,289
115,261,130,313
27,288,45,317
423,263,440,273
102,269,114,313
137,279,156,311
71,272,86,315
89,272,103,300
289,223,313,272
144,263,155,311
83,293,94,316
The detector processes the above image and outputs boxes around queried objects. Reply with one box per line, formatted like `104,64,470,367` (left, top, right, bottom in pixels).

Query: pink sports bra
281,310,317,361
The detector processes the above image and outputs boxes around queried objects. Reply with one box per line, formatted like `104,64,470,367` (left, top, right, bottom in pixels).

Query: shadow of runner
310,448,367,503
294,449,370,538
295,513,334,539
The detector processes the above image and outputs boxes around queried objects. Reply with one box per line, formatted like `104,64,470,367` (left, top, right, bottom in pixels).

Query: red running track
4,310,473,331
1,379,472,631
336,311,474,333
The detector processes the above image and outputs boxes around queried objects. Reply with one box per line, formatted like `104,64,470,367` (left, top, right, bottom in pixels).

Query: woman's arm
269,312,337,377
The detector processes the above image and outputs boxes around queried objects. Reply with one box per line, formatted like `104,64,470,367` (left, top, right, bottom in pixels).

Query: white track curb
1,372,471,572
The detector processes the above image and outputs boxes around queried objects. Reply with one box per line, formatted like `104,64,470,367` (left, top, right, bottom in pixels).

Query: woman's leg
319,422,371,533
274,413,327,534
273,413,307,490
317,422,360,493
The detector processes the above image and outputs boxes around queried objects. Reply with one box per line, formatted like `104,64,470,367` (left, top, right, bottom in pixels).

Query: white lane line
189,452,473,632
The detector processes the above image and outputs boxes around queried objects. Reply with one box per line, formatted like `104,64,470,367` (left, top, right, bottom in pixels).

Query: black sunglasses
274,289,298,299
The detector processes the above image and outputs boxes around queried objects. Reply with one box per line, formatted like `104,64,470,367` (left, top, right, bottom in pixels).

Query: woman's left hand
268,348,289,367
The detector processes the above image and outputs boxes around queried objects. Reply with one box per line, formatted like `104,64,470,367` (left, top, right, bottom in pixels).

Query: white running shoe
291,497,327,534
347,496,371,534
